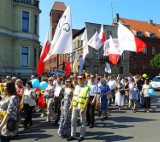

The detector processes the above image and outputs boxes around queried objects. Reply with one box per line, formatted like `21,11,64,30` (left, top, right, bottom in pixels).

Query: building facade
0,0,41,78
70,22,130,77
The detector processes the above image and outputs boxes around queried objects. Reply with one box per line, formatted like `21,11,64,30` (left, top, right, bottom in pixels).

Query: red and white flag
118,22,146,52
108,35,120,65
99,24,106,43
36,32,50,75
64,60,71,77
88,31,103,50
103,38,123,56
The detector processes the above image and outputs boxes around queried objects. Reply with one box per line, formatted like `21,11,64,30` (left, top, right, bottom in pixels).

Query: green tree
150,54,160,67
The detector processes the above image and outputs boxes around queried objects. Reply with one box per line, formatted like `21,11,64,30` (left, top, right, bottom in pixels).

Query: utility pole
111,1,114,21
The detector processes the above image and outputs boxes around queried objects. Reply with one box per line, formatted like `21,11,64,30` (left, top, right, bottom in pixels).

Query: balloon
148,89,155,96
39,81,48,90
142,74,147,78
32,79,40,88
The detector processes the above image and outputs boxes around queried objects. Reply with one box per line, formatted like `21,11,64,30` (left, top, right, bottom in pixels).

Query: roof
73,28,85,39
72,29,81,37
52,1,66,11
120,18,160,39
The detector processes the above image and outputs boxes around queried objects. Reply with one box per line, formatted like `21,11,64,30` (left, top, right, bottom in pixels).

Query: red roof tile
52,1,66,11
120,18,160,38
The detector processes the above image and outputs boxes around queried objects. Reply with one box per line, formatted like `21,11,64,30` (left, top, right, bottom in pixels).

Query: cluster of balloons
31,79,48,90
148,88,155,96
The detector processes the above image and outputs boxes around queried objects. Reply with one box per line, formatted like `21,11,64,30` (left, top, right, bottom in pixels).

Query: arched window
151,47,156,56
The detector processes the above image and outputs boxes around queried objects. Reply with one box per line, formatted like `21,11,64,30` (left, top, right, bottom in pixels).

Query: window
94,28,99,33
21,47,29,67
143,48,147,56
93,51,99,59
133,63,138,70
22,11,29,32
94,66,98,74
24,0,31,4
107,31,110,38
151,47,156,56
150,33,156,38
34,48,37,67
110,31,112,36
119,66,123,74
142,63,147,70
137,31,143,36
121,53,125,61
34,15,38,34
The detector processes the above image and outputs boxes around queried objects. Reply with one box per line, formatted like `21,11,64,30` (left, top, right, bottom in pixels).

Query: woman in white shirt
142,79,151,113
22,81,36,129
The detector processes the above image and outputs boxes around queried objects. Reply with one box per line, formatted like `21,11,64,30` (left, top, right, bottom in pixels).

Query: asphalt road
12,92,160,142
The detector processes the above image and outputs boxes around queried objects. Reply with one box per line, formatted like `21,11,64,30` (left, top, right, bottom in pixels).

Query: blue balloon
39,81,48,90
32,79,40,88
148,89,155,96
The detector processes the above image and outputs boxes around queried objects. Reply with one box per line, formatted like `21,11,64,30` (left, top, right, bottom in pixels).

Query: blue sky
39,0,159,44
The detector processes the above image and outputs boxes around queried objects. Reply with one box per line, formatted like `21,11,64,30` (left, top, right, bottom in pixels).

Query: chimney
113,13,120,24
148,20,153,25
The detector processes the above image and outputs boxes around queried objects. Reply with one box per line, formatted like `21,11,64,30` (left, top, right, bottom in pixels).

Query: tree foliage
150,54,160,68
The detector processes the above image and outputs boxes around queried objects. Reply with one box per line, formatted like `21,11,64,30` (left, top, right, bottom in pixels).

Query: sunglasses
78,78,83,80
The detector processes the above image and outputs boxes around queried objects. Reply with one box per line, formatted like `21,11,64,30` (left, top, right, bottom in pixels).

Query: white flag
81,29,89,60
105,62,111,73
44,5,72,61
88,31,103,50
104,38,124,56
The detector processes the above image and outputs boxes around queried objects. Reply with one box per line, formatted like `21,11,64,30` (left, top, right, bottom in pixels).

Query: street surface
12,92,160,142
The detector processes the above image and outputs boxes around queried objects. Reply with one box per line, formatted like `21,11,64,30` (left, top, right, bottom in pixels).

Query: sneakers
67,136,77,141
40,113,46,117
147,110,150,113
46,118,51,122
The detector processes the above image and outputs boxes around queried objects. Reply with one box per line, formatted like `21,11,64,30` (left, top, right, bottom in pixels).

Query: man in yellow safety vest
67,73,90,142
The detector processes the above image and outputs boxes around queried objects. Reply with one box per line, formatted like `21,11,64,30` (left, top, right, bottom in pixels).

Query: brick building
114,14,160,78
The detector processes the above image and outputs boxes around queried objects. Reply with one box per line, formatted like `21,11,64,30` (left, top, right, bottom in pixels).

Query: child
129,83,139,113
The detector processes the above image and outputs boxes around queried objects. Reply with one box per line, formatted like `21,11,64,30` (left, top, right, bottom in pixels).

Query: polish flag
99,24,106,43
118,22,146,52
108,35,120,65
64,60,71,77
36,32,50,75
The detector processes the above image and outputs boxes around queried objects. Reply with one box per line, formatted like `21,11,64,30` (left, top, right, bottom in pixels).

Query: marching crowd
0,72,154,142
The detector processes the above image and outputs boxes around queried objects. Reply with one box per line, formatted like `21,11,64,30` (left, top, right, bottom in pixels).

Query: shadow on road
85,131,133,142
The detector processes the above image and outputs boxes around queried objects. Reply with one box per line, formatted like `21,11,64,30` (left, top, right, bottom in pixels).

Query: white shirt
88,82,98,97
107,80,117,90
23,88,36,106
142,84,151,97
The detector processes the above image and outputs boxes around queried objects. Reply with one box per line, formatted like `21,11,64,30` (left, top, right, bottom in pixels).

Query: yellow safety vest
0,83,2,94
73,84,90,109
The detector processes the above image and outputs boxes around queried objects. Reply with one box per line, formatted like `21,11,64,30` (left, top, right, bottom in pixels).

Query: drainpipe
11,0,14,75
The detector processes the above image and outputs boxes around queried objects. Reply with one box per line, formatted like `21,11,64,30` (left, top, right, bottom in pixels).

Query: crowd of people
0,72,154,142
